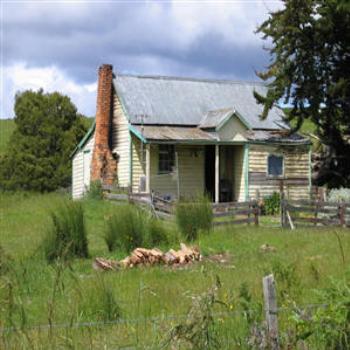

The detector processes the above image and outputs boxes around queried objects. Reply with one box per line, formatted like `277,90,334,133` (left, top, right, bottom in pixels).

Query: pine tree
0,89,87,191
255,0,350,187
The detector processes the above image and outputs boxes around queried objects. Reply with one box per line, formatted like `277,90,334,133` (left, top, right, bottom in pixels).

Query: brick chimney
90,64,117,185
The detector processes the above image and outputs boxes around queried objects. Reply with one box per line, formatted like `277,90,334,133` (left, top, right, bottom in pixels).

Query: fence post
279,180,285,228
263,274,279,350
254,201,259,226
339,203,346,227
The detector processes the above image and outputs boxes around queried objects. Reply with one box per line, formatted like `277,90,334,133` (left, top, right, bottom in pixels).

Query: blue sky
1,0,282,119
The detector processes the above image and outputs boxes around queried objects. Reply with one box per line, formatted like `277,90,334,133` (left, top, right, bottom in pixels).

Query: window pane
268,155,283,176
158,145,175,173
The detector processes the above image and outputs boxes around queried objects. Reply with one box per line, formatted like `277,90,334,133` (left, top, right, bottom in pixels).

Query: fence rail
282,199,350,228
103,187,260,226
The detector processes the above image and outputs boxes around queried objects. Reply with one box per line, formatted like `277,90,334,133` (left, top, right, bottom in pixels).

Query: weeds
86,180,103,200
104,205,145,253
104,205,168,252
42,200,88,262
176,195,213,241
79,274,121,322
165,278,224,350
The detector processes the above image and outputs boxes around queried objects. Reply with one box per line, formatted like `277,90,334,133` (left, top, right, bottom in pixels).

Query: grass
0,191,349,348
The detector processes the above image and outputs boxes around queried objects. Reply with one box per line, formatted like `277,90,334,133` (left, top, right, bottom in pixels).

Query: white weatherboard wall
72,135,94,199
112,94,130,187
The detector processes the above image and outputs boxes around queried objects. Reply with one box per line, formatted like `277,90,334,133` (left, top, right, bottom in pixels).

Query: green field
0,192,349,349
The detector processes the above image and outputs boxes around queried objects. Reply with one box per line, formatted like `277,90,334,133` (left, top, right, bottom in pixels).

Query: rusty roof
131,125,310,145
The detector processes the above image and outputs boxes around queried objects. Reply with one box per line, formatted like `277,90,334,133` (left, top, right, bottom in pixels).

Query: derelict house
71,64,311,202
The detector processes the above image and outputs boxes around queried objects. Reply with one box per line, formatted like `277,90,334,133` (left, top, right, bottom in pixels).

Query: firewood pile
93,243,201,271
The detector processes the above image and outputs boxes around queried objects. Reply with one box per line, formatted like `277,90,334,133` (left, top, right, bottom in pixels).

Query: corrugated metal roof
132,125,218,142
114,73,287,130
199,108,234,129
131,125,310,145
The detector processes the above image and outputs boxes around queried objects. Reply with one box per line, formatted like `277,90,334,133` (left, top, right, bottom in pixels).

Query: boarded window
158,145,175,173
268,154,283,176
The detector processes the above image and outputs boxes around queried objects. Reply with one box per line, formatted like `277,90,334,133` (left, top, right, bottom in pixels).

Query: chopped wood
93,258,120,271
260,244,277,253
93,243,201,271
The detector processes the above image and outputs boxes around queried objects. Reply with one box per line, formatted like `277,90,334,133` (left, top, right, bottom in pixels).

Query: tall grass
43,200,88,261
79,274,121,322
104,205,144,253
175,195,213,241
104,205,168,252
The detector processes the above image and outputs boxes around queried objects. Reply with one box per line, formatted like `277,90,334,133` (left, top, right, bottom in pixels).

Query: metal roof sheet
131,125,310,145
199,108,234,129
132,125,218,142
114,73,287,130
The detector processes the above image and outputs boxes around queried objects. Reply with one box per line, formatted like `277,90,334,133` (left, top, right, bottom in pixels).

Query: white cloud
1,63,97,119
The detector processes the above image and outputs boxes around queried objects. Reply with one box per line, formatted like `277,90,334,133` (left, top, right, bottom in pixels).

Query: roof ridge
115,72,265,86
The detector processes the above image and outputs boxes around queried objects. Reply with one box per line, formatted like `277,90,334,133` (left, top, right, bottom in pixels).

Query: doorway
204,145,215,201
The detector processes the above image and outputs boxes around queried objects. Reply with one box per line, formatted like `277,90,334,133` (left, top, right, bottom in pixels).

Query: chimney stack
90,64,117,185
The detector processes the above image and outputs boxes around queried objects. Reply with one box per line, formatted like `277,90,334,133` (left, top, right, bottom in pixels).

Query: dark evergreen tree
255,0,350,188
0,89,87,191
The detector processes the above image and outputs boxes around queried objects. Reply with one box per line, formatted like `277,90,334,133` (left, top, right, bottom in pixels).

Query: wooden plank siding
131,136,146,192
248,145,310,200
72,136,94,199
149,145,205,198
112,94,130,187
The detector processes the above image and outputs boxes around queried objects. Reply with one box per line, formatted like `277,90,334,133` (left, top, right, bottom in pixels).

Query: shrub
328,188,350,203
261,192,280,215
43,200,88,262
105,205,169,252
145,218,168,247
104,205,145,253
176,195,213,241
86,180,103,200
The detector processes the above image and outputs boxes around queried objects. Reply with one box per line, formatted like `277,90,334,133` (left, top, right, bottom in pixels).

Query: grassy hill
0,117,94,155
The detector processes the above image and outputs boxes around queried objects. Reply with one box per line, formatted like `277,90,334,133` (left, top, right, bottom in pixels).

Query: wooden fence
281,199,350,228
103,186,260,226
212,201,259,226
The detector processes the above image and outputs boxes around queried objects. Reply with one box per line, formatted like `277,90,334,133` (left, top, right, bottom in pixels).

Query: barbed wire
0,302,336,334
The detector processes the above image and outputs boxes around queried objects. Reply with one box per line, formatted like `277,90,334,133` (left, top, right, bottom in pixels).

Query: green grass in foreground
0,192,349,349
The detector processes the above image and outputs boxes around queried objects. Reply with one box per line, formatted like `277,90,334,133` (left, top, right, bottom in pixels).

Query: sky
0,0,283,119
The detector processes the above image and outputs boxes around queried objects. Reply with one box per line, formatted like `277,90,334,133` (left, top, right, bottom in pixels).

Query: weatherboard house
72,64,311,202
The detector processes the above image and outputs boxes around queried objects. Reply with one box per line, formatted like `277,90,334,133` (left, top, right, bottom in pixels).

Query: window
158,145,175,173
267,154,283,176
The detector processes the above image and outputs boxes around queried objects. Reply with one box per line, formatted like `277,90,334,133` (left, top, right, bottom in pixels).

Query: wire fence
0,302,333,335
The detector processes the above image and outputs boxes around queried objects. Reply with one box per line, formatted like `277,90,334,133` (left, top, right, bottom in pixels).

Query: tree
255,0,350,188
0,89,87,192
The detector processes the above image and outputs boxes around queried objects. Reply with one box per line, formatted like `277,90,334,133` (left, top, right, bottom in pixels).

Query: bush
145,218,168,247
43,200,88,262
328,188,350,203
175,196,213,241
86,180,103,200
104,205,145,253
104,205,169,253
261,192,280,215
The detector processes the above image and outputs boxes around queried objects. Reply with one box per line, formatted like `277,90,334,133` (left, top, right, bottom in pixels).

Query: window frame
158,144,175,174
266,153,284,178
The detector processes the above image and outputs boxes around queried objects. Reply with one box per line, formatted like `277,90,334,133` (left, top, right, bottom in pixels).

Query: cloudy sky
1,0,283,119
